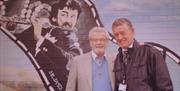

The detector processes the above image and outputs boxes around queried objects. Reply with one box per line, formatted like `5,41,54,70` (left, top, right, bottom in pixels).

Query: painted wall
0,0,180,91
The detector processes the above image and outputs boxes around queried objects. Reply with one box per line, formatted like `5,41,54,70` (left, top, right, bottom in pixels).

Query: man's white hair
88,26,109,40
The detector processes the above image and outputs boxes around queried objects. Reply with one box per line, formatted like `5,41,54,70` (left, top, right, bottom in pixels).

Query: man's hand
50,28,78,50
31,4,50,41
31,14,43,41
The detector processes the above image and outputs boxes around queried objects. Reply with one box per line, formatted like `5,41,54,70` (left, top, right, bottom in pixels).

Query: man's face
112,24,134,49
90,32,108,56
57,7,78,30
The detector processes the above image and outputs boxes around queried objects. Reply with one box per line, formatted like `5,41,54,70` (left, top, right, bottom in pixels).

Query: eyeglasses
90,38,108,42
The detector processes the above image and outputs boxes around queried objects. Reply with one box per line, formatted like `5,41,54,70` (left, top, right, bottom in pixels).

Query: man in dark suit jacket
112,18,173,91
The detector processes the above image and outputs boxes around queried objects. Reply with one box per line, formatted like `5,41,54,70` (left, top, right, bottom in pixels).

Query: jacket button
43,47,48,52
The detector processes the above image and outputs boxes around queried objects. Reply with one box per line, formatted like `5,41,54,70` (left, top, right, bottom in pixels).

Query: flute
0,16,30,24
0,15,54,30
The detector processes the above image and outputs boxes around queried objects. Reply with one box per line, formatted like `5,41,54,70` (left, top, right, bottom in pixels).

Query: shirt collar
91,51,106,61
122,40,134,52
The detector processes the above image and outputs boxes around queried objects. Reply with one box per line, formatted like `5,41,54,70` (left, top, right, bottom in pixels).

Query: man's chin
119,44,128,49
62,27,71,30
95,50,105,55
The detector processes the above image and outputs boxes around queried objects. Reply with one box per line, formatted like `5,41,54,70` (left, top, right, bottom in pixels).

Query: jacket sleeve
36,27,83,59
149,48,173,91
36,38,82,61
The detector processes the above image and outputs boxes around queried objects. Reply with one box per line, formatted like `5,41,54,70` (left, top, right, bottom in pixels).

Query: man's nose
96,40,101,44
116,34,123,40
66,16,72,23
96,40,104,44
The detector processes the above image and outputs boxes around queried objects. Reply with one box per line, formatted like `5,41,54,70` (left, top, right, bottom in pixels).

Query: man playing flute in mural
34,0,83,90
12,0,83,90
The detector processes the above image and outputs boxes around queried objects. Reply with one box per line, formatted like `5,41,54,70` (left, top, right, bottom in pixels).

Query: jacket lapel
126,40,140,80
85,52,115,90
107,55,115,90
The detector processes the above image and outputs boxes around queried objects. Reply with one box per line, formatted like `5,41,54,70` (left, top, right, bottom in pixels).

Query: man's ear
132,28,135,36
51,17,56,22
131,27,135,33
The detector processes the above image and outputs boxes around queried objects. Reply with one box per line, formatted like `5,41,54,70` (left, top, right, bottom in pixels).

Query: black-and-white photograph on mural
0,0,180,91
0,0,102,91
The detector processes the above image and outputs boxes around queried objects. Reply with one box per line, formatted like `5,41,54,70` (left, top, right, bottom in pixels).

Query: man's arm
35,27,83,58
150,48,173,91
35,37,82,60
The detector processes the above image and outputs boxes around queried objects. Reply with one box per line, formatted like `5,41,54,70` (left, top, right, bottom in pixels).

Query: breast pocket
113,63,124,82
131,59,148,80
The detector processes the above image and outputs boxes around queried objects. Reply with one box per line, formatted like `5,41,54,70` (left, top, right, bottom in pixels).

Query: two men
66,27,115,91
66,18,173,91
112,18,173,91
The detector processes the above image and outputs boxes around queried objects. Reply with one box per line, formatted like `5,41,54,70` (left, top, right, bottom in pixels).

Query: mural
0,0,180,91
0,0,103,91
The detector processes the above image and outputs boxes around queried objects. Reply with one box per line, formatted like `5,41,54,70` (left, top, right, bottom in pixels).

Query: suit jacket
66,52,115,91
114,40,173,91
14,26,36,55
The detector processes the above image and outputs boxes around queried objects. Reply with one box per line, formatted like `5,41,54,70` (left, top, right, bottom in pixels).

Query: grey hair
112,18,133,30
88,26,109,39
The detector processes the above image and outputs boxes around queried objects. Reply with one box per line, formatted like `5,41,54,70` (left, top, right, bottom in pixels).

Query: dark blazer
114,40,173,91
14,26,36,55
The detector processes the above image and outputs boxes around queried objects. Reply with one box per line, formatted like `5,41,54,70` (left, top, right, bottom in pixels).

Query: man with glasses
66,27,115,91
